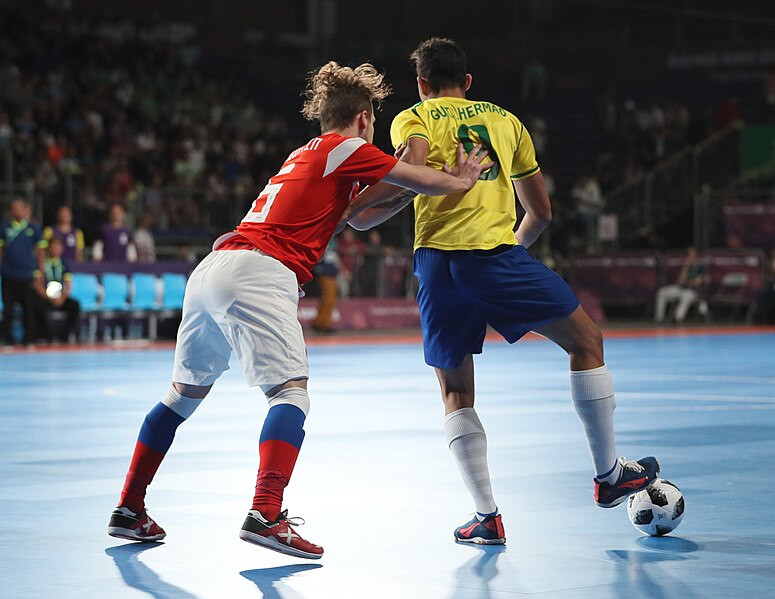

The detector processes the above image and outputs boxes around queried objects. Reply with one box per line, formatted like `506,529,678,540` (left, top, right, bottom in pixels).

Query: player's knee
581,326,604,362
442,389,474,412
266,386,310,417
568,325,603,363
172,382,212,399
165,384,207,418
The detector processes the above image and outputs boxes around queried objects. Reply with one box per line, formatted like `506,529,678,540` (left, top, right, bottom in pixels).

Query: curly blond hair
302,61,392,131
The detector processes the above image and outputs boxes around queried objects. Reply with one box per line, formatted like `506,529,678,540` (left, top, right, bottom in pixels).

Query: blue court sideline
1,330,774,598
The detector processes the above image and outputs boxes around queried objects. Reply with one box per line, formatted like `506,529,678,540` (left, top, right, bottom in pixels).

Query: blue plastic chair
69,273,100,311
128,273,160,340
160,273,187,311
68,273,100,342
101,273,129,312
130,273,160,311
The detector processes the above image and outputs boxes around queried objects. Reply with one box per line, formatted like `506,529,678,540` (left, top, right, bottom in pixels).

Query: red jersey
214,133,397,283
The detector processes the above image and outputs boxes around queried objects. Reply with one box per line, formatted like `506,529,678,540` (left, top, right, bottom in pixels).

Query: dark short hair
410,37,467,93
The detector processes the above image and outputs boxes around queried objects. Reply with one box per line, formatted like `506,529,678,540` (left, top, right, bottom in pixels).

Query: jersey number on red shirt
242,163,296,223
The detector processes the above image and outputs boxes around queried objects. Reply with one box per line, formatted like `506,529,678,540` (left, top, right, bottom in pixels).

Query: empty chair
101,273,129,312
69,273,100,311
129,273,160,340
69,273,100,342
100,273,129,341
157,272,187,339
160,273,186,311
130,273,160,311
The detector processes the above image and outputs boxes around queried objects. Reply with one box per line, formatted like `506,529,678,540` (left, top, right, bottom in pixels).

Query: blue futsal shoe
454,513,506,545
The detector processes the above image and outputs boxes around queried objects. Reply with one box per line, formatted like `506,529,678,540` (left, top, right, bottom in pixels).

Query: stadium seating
160,273,186,311
129,273,161,340
573,250,766,322
69,273,100,342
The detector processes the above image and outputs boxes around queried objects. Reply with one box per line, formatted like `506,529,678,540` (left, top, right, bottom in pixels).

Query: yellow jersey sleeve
390,105,431,149
511,120,540,180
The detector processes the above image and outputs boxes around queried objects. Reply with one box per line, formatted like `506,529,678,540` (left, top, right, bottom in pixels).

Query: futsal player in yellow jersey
345,38,660,545
392,95,539,252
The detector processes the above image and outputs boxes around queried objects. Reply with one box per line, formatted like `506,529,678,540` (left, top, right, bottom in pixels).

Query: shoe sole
239,530,323,560
108,526,166,542
455,536,506,545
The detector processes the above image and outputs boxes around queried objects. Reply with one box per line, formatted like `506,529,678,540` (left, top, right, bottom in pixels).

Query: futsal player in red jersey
107,61,491,559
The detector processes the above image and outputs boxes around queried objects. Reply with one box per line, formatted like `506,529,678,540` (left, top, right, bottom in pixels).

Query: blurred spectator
134,212,156,263
31,237,80,343
361,230,385,297
522,58,546,102
0,198,47,345
44,205,84,262
764,68,775,123
654,247,709,325
312,238,338,333
717,92,740,129
0,2,299,244
571,174,604,253
751,255,775,325
337,227,366,298
530,116,548,158
92,203,136,262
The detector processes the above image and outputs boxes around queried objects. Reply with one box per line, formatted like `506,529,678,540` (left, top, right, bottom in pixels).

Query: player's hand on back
443,143,493,190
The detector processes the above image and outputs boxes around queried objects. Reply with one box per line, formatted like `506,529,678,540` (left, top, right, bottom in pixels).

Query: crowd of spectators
0,3,302,244
594,93,695,194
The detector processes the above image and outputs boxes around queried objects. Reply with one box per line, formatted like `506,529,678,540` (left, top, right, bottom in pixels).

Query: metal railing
603,123,742,250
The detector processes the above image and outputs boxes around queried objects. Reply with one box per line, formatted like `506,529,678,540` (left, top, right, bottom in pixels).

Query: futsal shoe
239,509,324,559
454,513,506,545
594,456,660,508
108,506,166,542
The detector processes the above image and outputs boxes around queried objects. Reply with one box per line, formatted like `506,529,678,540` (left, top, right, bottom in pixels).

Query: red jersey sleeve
332,139,398,186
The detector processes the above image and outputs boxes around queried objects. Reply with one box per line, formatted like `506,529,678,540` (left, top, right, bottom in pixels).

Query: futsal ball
627,478,685,536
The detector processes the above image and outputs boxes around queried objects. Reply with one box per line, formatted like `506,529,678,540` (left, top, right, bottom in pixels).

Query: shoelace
622,458,644,473
277,509,306,527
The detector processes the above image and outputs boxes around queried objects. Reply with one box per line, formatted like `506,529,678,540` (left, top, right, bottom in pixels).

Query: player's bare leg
437,356,505,544
534,306,659,507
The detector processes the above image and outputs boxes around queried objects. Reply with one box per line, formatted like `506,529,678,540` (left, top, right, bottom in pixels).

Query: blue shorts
414,245,580,369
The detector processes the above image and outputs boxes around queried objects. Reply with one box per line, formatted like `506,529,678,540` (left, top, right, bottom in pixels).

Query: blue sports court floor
1,328,774,598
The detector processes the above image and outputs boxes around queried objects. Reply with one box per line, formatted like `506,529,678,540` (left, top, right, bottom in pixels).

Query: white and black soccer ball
627,478,685,536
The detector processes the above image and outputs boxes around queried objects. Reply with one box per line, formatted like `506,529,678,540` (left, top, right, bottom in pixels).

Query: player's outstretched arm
345,142,491,231
383,142,491,196
343,138,429,231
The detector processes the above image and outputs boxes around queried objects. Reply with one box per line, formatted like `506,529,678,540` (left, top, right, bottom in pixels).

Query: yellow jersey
390,97,539,251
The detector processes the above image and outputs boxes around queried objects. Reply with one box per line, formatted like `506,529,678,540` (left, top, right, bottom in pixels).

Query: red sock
119,441,165,512
251,403,306,520
252,468,289,521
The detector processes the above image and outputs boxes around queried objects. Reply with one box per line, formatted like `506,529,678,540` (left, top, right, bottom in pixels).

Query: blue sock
476,508,499,522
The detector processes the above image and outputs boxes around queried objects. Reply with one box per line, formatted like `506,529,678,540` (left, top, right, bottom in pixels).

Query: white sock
444,408,497,515
570,365,621,484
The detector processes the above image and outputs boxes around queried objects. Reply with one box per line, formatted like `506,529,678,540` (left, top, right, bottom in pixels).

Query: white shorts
171,249,308,390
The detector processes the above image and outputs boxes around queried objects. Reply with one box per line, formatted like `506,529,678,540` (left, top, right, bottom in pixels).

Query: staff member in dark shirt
92,203,136,262
0,198,47,345
32,237,81,343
